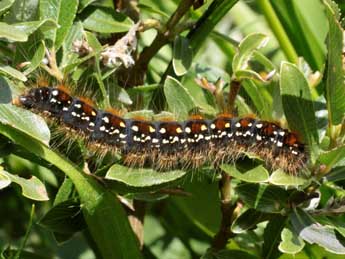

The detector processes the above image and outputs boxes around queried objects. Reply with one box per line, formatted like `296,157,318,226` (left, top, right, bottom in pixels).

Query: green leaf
242,80,272,119
60,22,84,69
325,166,345,182
278,227,305,254
221,164,269,183
0,169,49,201
105,164,187,188
4,0,39,23
269,169,309,187
39,0,78,49
318,145,345,172
82,8,133,33
171,175,221,236
173,36,193,76
39,199,85,234
0,166,11,189
262,215,286,259
164,76,195,120
231,208,271,233
235,183,289,213
0,106,141,258
0,65,27,81
280,62,318,145
290,208,345,254
13,19,58,35
0,22,28,41
0,0,15,15
271,0,327,70
324,0,345,125
0,104,50,145
232,33,269,72
79,0,97,12
23,41,45,75
202,249,258,259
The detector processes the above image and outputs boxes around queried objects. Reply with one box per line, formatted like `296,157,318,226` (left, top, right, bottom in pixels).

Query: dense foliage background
0,0,345,258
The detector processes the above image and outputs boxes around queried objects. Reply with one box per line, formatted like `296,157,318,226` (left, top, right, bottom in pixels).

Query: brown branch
228,79,241,114
211,171,236,250
119,0,195,86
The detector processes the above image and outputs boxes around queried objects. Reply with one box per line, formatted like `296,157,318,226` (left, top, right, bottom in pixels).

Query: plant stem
128,200,146,249
211,172,235,250
228,79,241,113
257,0,298,64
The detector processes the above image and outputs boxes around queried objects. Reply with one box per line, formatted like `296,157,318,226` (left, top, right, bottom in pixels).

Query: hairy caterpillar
13,85,308,174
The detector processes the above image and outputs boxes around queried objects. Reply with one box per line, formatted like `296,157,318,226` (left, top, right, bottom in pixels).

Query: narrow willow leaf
324,0,345,125
291,208,345,254
269,169,309,186
105,164,187,188
231,208,271,233
221,164,269,183
173,36,193,76
278,227,305,254
0,104,50,144
164,76,195,120
0,65,27,81
82,8,133,33
0,22,27,41
235,69,268,82
280,62,318,145
0,169,49,201
40,0,78,49
232,33,269,72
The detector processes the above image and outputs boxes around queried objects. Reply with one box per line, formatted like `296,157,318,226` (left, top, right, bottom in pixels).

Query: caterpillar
13,85,308,174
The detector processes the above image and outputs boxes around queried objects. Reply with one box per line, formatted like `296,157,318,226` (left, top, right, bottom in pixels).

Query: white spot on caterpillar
277,141,283,147
133,136,140,142
201,125,208,131
89,122,95,127
119,122,126,128
102,116,109,123
131,125,139,132
205,136,211,140
225,123,230,128
152,138,159,143
162,139,169,144
248,123,252,127
100,126,106,131
228,133,233,138
256,123,263,128
181,139,186,144
235,122,241,128
176,127,182,133
185,127,191,133
171,136,179,143
256,135,262,141
63,107,69,111
91,111,97,116
149,126,155,133
235,131,242,136
119,133,126,139
74,103,82,108
279,131,285,136
292,150,299,155
52,90,59,96
71,111,77,117
159,127,166,134
50,98,57,103
210,123,216,129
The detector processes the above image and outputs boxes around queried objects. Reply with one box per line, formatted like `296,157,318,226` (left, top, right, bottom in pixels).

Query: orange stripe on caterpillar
14,86,308,174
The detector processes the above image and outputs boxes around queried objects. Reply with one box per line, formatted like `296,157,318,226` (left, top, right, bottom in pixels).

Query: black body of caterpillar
15,86,308,173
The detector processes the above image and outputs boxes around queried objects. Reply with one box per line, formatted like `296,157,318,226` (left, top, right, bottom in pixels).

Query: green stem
257,0,298,63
